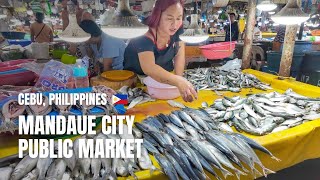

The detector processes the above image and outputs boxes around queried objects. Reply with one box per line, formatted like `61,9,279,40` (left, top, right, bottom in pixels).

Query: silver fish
127,96,144,109
91,158,101,179
165,123,188,139
21,169,39,180
36,157,52,180
10,155,38,180
0,166,13,180
167,100,185,108
46,159,67,179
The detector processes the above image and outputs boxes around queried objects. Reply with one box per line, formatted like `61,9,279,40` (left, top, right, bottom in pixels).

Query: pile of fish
203,89,320,135
0,85,117,134
135,108,278,180
118,86,155,109
0,124,156,180
183,68,271,92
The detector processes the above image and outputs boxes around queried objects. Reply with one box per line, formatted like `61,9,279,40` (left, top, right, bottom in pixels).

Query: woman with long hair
123,0,197,102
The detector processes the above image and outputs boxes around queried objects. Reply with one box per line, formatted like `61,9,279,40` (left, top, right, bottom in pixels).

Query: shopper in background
30,12,53,43
80,20,126,72
123,0,197,102
272,25,286,51
224,13,239,42
253,24,262,40
60,0,94,31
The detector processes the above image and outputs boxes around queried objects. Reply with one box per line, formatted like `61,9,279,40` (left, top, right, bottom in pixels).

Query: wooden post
278,25,299,77
241,0,256,69
279,0,302,77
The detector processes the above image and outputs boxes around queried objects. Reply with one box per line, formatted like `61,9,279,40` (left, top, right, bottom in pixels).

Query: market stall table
0,69,319,180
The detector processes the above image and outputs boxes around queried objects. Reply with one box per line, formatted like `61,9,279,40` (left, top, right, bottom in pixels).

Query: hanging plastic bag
219,58,242,71
34,60,74,91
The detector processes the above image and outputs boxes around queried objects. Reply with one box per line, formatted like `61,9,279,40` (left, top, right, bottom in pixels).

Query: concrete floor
257,158,320,180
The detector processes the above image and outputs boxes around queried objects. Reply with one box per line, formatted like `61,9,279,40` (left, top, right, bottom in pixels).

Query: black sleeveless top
123,28,184,75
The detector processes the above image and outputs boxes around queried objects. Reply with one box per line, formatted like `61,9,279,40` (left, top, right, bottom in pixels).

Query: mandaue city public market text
18,115,143,159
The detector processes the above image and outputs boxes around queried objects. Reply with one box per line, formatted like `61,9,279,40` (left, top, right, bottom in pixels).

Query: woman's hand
175,76,198,102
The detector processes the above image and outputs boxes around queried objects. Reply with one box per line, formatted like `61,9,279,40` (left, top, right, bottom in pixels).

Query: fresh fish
188,140,232,179
168,114,184,128
203,140,246,179
46,159,67,179
174,138,203,172
0,166,13,180
116,159,129,176
271,125,289,133
149,131,170,148
205,132,243,169
243,104,262,120
36,157,52,180
232,133,280,161
91,158,101,179
183,122,201,139
217,122,233,132
185,111,210,131
167,100,185,108
164,145,200,180
193,149,222,180
138,146,157,173
21,169,39,180
201,102,208,108
10,155,38,180
303,113,320,120
127,96,144,109
132,127,142,138
154,153,179,180
177,111,202,130
157,113,171,123
164,151,190,180
165,123,188,139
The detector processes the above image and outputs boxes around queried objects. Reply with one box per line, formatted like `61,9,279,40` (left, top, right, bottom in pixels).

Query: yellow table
1,69,320,180
262,32,277,38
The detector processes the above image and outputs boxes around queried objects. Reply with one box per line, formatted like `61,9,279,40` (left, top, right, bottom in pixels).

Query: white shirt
254,27,262,39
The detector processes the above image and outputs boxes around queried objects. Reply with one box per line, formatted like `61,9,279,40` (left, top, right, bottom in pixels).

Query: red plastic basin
0,59,35,72
200,41,236,60
0,71,36,86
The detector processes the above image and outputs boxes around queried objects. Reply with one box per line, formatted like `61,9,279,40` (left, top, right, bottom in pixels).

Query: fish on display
117,86,155,109
204,89,320,135
183,67,272,92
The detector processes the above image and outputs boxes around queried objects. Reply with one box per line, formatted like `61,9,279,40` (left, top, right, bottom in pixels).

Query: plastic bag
34,60,74,91
219,58,242,71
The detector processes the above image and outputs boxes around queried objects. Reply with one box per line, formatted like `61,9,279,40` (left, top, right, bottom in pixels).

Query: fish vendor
80,20,127,72
123,0,197,102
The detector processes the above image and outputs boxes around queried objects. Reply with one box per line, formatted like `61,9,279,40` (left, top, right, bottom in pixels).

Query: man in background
224,13,239,42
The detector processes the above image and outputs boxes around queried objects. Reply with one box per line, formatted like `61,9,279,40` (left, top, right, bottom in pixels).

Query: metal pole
278,25,299,77
241,0,256,69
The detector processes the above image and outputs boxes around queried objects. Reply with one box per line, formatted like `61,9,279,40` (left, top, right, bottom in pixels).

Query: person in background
30,12,53,43
272,25,286,51
60,0,94,31
123,0,197,102
80,20,126,72
253,24,262,40
208,20,217,34
224,13,239,42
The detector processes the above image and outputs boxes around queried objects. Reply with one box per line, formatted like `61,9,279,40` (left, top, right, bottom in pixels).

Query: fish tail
234,169,246,180
220,167,233,179
149,166,160,175
262,167,275,177
253,167,263,177
271,156,281,162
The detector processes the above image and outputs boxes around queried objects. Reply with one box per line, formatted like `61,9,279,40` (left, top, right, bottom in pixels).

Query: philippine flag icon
112,94,128,105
